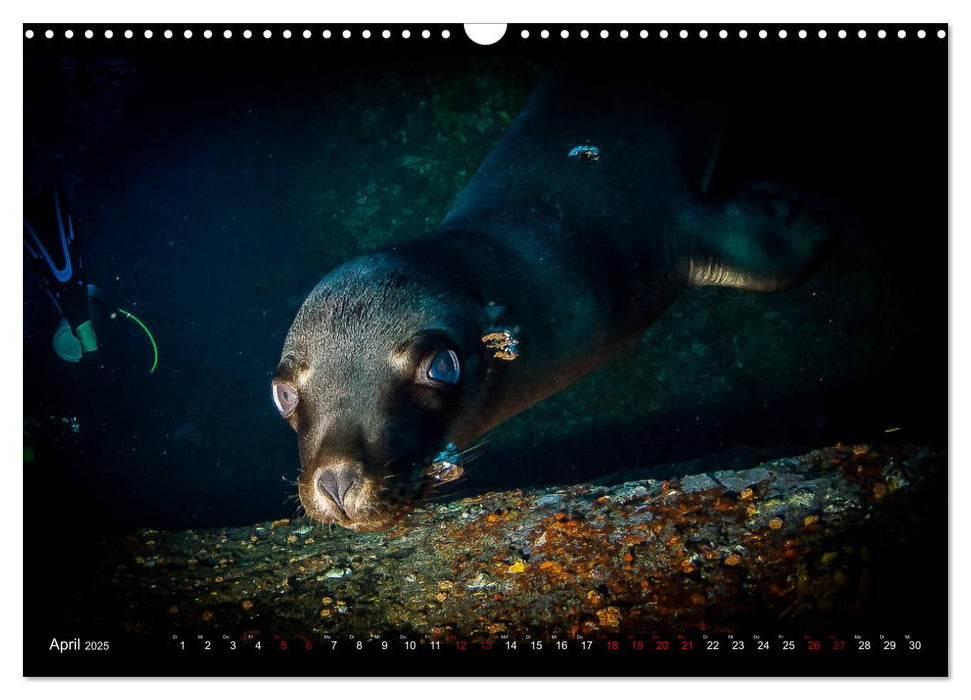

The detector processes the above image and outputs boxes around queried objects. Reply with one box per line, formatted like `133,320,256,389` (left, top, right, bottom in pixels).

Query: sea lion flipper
682,182,835,292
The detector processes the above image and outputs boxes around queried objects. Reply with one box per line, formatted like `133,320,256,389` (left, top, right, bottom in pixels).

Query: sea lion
273,63,833,531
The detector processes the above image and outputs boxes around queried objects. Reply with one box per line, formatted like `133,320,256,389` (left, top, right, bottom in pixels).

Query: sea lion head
273,253,485,532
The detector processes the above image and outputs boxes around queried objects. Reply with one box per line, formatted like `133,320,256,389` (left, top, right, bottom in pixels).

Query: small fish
567,143,601,162
425,442,465,483
482,329,520,361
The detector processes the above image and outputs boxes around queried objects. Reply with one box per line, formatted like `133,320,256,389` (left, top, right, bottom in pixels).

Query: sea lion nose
316,466,357,513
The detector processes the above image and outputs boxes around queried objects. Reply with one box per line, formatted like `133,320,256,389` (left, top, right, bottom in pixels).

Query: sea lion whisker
457,439,490,456
456,451,484,466
422,490,463,505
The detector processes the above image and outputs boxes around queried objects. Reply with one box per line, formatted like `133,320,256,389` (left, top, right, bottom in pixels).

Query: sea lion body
274,65,831,531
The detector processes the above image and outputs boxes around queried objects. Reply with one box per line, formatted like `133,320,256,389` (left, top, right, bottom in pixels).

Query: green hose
117,308,158,373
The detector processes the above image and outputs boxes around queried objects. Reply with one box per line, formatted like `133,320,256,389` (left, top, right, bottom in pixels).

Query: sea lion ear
481,327,520,362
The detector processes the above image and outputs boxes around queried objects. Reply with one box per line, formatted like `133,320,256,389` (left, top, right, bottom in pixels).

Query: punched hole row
24,27,454,40
520,27,947,40
24,26,949,42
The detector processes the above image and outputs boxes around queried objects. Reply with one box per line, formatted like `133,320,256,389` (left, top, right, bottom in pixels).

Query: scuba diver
23,185,157,371
24,185,103,363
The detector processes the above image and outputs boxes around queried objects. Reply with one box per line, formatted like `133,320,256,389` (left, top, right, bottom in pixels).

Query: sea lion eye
427,349,461,386
272,381,299,417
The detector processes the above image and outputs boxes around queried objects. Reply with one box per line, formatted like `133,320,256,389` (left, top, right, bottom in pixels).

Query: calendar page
22,21,947,677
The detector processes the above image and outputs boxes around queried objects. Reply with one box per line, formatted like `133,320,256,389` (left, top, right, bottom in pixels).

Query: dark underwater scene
23,33,946,676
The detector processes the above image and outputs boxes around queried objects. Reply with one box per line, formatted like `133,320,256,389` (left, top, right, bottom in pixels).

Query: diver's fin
75,320,99,353
681,182,836,292
23,186,75,284
52,318,82,363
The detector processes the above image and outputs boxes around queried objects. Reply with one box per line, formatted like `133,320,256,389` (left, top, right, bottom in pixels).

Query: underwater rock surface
82,442,942,643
